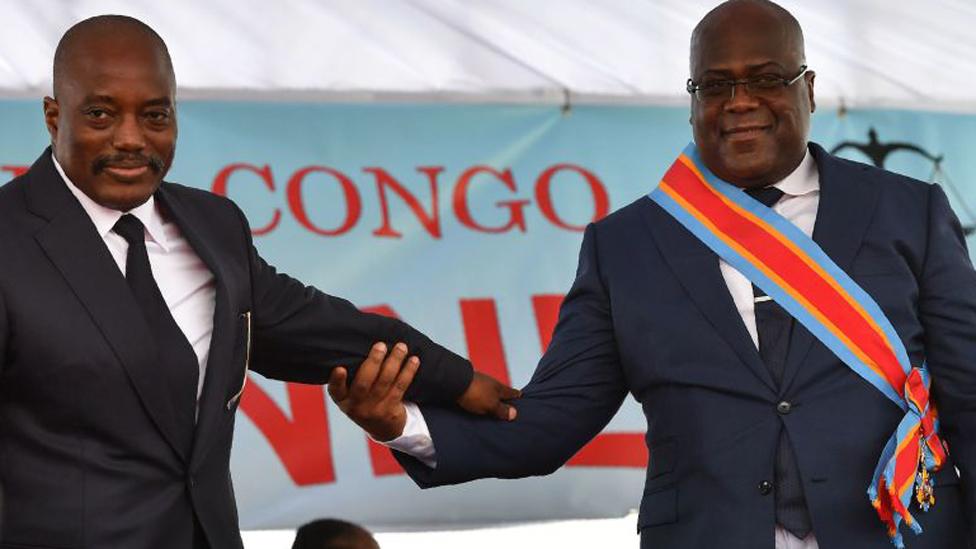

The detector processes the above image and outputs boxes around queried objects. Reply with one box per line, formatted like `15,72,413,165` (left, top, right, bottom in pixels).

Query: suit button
777,401,792,415
759,480,773,495
187,475,196,488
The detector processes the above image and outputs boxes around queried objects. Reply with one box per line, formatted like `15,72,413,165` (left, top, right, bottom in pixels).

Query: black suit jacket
397,144,976,548
0,149,473,548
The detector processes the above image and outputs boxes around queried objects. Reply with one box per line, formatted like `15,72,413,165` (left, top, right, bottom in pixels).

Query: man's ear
806,72,816,113
43,96,60,142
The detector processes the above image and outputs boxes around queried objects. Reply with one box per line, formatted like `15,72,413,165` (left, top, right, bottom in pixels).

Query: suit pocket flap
637,487,677,530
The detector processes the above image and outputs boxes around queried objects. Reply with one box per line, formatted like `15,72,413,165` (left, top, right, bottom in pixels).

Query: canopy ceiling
2,0,975,110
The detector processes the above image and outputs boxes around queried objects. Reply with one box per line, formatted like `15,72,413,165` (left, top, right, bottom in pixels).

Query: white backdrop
2,0,976,110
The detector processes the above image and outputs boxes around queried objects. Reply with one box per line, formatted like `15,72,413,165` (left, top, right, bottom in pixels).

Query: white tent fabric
2,0,976,110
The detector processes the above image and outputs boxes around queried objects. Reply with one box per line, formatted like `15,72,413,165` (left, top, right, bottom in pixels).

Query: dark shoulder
158,181,251,242
160,181,238,210
593,194,654,235
575,195,660,265
0,173,33,228
0,171,28,204
159,181,246,221
816,146,932,200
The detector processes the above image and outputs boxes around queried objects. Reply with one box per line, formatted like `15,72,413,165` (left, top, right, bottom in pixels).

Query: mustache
92,153,166,175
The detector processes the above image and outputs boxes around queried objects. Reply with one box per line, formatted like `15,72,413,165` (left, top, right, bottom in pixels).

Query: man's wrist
374,401,436,468
362,407,407,443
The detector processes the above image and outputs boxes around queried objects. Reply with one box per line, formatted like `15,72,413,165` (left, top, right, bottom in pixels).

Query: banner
2,100,974,529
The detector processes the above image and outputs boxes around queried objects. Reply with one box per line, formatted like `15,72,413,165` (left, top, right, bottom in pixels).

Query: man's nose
112,114,146,151
724,82,761,112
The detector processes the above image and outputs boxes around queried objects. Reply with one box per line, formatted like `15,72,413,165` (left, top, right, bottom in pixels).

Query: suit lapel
155,186,236,468
780,144,881,392
639,199,776,392
25,150,189,463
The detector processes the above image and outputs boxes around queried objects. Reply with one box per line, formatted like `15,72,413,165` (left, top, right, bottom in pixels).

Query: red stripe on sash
662,159,907,391
894,426,921,495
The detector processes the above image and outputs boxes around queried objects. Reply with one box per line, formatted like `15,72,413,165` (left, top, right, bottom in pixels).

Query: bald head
53,15,174,98
691,0,804,76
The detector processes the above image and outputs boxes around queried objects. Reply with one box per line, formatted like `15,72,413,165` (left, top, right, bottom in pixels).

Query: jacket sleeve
0,286,6,373
396,222,630,485
233,204,473,405
917,184,976,543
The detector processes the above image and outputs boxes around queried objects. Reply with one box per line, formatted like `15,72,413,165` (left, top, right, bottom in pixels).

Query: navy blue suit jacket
397,144,976,548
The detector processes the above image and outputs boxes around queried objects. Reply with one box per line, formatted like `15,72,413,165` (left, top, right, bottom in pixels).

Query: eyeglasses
686,65,810,103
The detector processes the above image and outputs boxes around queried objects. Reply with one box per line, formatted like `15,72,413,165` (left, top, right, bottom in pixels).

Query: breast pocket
225,310,251,410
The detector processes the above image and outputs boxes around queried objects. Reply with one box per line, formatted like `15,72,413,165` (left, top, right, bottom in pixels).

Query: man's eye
146,111,170,122
700,80,730,90
85,108,109,119
750,75,785,88
699,81,732,96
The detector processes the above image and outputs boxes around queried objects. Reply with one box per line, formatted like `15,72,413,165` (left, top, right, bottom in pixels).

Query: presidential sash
648,143,947,548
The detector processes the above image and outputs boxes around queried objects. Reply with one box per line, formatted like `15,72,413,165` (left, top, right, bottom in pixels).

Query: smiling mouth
722,126,771,139
104,165,150,180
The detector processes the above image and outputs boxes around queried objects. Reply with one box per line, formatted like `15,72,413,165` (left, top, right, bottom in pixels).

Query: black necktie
746,187,790,385
114,214,199,454
744,187,812,539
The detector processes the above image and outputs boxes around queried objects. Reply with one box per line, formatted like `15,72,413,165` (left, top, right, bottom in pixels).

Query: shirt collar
52,154,171,251
771,148,819,197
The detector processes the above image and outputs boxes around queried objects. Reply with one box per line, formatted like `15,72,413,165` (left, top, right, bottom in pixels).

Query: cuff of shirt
370,401,437,469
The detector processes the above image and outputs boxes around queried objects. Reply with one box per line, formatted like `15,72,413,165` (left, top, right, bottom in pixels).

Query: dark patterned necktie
744,187,812,539
747,187,790,386
113,214,198,455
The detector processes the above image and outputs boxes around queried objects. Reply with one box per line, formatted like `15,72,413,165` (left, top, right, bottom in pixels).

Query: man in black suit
333,1,976,547
0,15,516,548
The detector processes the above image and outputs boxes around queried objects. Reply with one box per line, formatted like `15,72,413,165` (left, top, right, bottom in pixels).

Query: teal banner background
2,100,973,528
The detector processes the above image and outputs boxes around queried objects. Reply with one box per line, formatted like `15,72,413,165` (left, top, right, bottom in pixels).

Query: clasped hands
327,342,521,441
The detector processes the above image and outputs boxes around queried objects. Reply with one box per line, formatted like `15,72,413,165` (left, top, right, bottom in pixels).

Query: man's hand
327,342,419,442
457,371,521,420
328,342,522,441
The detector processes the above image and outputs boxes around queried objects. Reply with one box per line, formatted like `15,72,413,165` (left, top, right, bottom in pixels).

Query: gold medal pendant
915,435,936,512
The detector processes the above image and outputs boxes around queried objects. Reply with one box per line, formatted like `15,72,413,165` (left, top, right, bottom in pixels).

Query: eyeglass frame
686,65,810,103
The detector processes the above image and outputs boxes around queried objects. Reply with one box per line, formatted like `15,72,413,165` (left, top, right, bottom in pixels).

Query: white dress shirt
384,150,822,548
53,156,217,402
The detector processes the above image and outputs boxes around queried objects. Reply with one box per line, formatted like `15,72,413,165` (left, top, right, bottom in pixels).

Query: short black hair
292,518,377,549
53,15,173,96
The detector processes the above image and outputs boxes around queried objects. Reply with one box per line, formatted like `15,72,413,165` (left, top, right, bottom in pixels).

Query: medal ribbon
648,143,947,548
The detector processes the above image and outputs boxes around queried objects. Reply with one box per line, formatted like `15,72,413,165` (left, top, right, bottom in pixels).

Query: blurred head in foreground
292,518,381,549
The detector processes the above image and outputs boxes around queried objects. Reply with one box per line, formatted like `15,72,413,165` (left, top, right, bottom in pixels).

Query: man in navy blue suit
329,1,976,547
